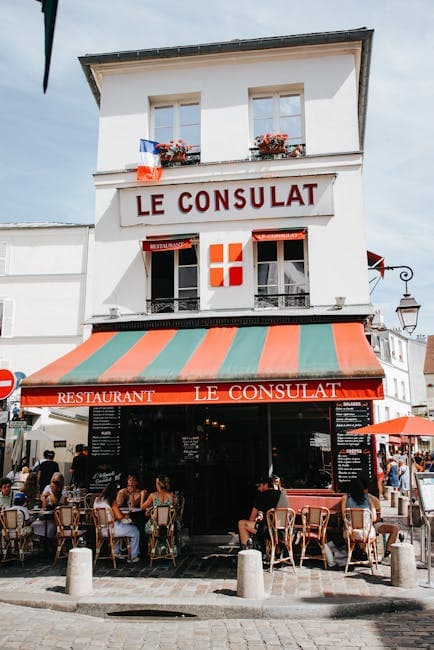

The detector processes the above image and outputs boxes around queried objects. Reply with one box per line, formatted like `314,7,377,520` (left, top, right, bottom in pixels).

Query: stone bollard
390,490,398,508
383,486,392,502
398,495,409,516
237,549,265,599
65,547,93,597
390,542,417,588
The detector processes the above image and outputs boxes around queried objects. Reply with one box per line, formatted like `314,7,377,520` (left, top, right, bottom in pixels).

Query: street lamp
383,265,421,334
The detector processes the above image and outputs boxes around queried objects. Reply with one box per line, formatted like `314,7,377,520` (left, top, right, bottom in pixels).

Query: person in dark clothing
37,450,59,492
70,444,89,488
238,476,280,549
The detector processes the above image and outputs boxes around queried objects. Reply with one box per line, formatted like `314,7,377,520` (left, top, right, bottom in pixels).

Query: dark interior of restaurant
121,402,332,534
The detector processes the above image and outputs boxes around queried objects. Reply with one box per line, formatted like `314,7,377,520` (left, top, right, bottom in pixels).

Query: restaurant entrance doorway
120,401,333,534
121,404,267,534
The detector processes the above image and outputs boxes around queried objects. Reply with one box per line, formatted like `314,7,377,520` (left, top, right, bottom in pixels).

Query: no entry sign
0,369,16,400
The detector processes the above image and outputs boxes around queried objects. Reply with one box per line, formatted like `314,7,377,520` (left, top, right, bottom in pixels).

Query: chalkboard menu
181,434,200,461
333,401,373,492
88,406,122,492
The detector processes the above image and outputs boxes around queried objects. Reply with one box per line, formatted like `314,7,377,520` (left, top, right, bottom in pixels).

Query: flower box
157,139,192,165
160,151,187,164
258,144,287,155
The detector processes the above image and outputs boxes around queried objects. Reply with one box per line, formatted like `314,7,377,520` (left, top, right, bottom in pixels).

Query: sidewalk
0,503,433,620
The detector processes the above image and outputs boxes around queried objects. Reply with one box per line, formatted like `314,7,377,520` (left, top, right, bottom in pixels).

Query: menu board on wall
88,406,122,492
333,401,373,492
181,434,200,461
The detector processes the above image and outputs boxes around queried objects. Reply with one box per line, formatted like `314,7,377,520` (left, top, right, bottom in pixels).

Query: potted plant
254,132,288,155
157,139,192,164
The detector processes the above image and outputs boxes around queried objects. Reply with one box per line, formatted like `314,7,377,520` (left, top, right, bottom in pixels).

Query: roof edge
79,28,374,145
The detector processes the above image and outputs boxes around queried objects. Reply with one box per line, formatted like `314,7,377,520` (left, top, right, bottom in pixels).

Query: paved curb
1,589,434,620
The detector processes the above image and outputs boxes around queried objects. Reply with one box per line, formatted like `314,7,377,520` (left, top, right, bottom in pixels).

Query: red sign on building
0,369,16,400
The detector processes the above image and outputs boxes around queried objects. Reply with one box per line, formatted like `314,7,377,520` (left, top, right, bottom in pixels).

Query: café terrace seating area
0,488,402,580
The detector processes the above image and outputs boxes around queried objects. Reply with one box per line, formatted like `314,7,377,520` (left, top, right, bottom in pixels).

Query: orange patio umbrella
348,415,434,541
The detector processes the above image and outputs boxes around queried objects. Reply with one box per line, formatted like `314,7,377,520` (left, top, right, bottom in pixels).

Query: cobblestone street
1,602,434,649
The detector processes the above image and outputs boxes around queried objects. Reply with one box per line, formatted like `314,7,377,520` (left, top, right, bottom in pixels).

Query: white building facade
0,223,93,473
21,30,385,531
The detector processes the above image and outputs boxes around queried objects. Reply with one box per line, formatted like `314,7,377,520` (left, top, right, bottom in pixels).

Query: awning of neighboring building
142,238,192,252
252,229,306,242
20,322,384,407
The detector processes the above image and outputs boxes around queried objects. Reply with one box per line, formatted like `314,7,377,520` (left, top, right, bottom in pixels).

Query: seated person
0,477,13,509
94,481,140,563
238,476,280,550
10,492,33,537
32,473,67,539
271,474,290,507
141,476,177,554
116,474,143,509
341,477,399,564
363,479,399,565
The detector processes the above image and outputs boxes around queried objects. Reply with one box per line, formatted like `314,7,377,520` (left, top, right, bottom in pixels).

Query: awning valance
142,238,192,252
20,323,384,407
252,229,306,242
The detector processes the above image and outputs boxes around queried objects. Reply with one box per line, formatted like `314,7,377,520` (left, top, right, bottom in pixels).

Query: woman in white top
94,481,140,563
32,472,67,538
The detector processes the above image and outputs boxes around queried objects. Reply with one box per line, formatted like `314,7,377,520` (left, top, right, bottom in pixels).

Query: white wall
0,225,93,374
88,40,370,321
97,47,360,170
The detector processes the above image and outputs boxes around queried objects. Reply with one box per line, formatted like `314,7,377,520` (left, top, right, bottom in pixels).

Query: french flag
137,139,162,182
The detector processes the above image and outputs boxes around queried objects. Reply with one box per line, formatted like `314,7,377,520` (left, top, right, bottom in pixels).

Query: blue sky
1,0,433,335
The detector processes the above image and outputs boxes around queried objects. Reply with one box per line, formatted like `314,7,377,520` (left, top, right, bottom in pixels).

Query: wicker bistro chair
148,505,177,567
266,507,297,573
299,505,330,569
0,508,34,565
343,508,378,574
53,506,85,564
92,506,132,568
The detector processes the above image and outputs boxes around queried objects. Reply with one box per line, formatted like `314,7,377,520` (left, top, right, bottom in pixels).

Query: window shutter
1,299,14,337
0,242,8,275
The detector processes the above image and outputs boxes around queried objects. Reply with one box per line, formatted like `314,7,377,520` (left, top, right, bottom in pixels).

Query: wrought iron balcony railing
255,292,310,309
146,297,200,314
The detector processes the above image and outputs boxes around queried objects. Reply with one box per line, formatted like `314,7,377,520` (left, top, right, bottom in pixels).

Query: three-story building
21,29,383,532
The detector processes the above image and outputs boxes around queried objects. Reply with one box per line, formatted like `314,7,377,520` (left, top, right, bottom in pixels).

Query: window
380,338,391,363
401,381,406,401
148,245,198,313
0,242,8,275
398,340,403,362
251,92,304,145
393,378,398,398
0,299,14,337
255,238,308,308
153,102,200,151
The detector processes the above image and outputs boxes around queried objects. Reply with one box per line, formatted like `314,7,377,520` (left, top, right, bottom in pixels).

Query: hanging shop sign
119,174,335,226
21,379,383,408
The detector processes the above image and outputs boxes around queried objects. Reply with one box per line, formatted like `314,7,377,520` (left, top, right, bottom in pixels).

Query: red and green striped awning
20,322,384,407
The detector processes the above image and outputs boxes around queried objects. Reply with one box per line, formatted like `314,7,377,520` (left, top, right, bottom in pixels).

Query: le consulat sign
119,174,335,226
